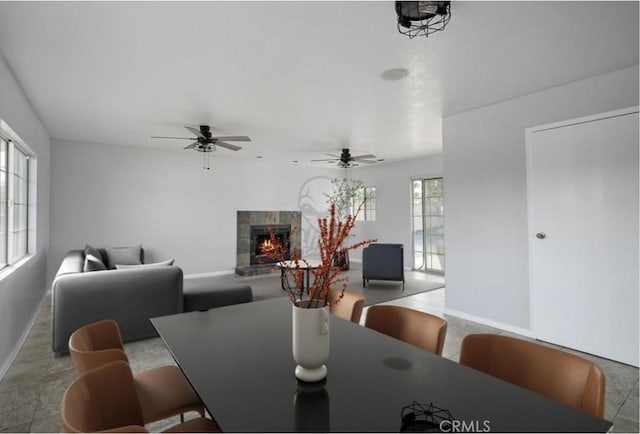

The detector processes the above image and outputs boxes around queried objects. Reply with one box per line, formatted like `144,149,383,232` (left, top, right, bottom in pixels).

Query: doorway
412,177,444,274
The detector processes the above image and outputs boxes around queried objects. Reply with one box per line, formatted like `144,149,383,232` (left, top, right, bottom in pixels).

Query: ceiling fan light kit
395,1,451,39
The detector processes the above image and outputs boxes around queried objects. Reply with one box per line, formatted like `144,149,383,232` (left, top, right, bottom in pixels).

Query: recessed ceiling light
380,68,410,81
256,156,263,159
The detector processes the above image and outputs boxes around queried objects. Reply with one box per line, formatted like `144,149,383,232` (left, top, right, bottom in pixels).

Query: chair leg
363,277,366,287
181,413,184,423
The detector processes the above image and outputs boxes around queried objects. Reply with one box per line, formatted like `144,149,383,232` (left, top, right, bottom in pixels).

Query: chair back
61,360,145,432
364,305,447,355
459,334,605,417
69,319,129,375
362,244,404,282
328,289,365,323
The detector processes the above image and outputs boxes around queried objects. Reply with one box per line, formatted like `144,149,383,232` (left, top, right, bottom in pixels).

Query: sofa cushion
105,245,142,269
116,259,174,269
183,276,253,312
83,245,107,272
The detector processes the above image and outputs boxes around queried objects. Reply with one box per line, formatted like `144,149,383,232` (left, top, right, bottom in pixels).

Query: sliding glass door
412,177,444,274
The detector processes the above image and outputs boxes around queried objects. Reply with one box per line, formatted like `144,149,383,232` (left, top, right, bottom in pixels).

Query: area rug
231,263,444,306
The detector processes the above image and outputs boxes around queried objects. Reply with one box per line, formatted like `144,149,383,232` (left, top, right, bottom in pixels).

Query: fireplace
236,210,301,276
250,225,291,265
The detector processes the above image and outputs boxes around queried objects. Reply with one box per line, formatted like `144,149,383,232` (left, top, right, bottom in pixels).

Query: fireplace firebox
250,225,291,265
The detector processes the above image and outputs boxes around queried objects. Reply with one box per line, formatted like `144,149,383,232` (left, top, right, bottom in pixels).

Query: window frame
0,120,36,271
353,186,376,221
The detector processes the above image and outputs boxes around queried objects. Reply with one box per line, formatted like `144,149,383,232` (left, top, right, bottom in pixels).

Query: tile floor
0,286,638,432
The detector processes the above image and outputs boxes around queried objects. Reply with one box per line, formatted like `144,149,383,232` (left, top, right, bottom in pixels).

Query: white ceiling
0,1,637,166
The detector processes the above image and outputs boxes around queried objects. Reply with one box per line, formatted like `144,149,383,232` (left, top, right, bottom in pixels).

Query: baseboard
0,290,46,382
443,307,536,339
185,269,235,279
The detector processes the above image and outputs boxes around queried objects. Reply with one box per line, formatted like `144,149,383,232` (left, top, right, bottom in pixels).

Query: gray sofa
51,247,183,354
362,243,405,289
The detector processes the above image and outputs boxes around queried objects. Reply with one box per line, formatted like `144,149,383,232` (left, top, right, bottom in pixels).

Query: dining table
151,297,613,433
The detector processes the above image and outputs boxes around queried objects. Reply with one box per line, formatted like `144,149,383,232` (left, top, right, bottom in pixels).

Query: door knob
535,232,546,239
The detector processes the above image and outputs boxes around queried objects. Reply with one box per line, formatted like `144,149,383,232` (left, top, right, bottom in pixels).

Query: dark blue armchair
362,243,404,290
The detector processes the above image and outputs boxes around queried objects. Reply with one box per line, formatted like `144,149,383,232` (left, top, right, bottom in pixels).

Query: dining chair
364,305,447,355
60,360,220,433
459,333,605,417
68,319,205,424
328,289,365,323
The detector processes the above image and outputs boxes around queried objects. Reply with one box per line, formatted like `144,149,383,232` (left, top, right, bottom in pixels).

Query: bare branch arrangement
264,203,376,308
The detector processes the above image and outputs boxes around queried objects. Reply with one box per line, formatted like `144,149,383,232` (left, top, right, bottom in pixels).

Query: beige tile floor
0,286,638,432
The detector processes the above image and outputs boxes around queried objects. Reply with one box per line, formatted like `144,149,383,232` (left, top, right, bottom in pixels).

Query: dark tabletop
151,297,612,433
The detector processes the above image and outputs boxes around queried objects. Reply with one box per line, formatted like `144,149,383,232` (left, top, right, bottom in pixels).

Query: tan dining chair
328,289,365,323
459,333,605,418
60,360,220,433
68,319,205,424
364,305,447,355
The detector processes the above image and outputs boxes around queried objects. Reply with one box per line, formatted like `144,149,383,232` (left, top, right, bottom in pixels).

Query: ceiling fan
312,148,381,168
151,125,251,153
152,125,251,170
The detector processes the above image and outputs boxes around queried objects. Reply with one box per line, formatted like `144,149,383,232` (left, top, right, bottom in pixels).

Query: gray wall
49,140,339,282
0,53,51,375
443,65,639,331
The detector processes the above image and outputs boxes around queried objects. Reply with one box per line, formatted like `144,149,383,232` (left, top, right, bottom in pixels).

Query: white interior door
527,107,639,367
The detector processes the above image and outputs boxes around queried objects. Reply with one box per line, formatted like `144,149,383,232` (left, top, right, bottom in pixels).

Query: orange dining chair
60,360,220,433
459,333,605,417
68,319,205,424
364,305,447,355
328,289,365,323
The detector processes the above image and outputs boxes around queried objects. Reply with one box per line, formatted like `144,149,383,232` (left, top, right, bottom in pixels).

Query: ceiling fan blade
151,136,194,140
213,136,251,142
311,158,337,162
185,126,206,139
183,142,198,150
358,159,378,164
215,141,242,151
326,153,341,158
352,154,377,160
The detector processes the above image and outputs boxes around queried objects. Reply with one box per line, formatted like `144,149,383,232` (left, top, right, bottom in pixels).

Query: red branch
264,203,376,308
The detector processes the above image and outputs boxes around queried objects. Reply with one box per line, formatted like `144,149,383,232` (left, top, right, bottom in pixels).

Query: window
0,120,35,269
0,140,6,268
12,147,29,260
412,178,444,274
353,186,376,221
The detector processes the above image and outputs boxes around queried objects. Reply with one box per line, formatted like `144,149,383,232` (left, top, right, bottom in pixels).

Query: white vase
292,302,330,382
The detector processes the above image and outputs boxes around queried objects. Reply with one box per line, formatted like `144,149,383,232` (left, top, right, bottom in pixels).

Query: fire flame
259,238,275,254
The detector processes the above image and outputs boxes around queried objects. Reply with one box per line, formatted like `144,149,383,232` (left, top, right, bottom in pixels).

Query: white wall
49,140,338,282
348,155,443,265
0,53,51,375
443,65,639,331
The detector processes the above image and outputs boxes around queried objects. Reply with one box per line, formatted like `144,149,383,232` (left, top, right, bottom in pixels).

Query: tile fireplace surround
236,210,302,276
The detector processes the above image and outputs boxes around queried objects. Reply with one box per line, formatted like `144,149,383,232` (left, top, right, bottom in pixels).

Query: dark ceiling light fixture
395,1,451,39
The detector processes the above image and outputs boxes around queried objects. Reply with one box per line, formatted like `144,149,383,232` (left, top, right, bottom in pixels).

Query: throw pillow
115,259,174,269
105,245,142,269
83,244,106,272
